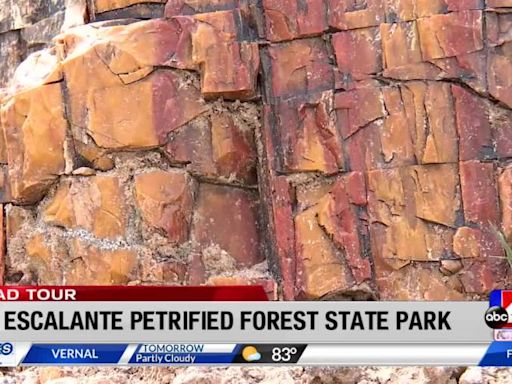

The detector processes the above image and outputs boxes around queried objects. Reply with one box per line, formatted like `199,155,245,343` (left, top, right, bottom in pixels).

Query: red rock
268,176,296,300
452,85,492,161
491,105,512,159
192,184,262,267
334,87,385,139
488,48,512,108
380,21,423,69
460,161,499,225
417,11,484,61
262,0,327,42
332,28,382,82
268,92,343,174
189,10,260,100
267,38,333,99
431,50,487,93
134,170,196,244
338,86,417,171
166,113,257,184
316,177,372,284
210,113,257,182
459,258,507,294
1,83,68,204
327,0,385,30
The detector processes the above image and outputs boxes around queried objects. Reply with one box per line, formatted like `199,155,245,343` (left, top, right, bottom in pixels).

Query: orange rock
488,47,512,108
367,167,455,263
267,38,333,99
26,233,66,284
452,84,492,161
207,276,278,300
380,21,423,69
1,83,68,204
401,81,458,164
327,0,385,30
134,170,195,244
43,176,127,240
295,205,349,299
65,239,137,285
376,263,465,300
417,11,483,61
182,10,260,100
5,205,33,245
192,184,262,267
409,164,460,227
71,70,205,150
73,141,114,171
210,114,257,182
94,0,166,14
487,0,512,8
268,92,343,174
453,227,481,258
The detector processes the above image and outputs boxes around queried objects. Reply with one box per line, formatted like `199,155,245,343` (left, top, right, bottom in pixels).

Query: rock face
1,0,512,304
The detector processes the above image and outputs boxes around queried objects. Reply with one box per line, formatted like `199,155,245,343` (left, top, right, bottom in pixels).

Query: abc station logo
485,306,510,329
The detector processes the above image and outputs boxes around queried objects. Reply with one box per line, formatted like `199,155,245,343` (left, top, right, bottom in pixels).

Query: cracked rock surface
1,0,512,382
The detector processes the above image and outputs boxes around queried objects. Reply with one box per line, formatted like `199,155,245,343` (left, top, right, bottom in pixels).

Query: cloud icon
242,346,261,362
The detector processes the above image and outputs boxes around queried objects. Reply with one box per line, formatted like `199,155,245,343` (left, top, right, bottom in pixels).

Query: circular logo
485,306,509,329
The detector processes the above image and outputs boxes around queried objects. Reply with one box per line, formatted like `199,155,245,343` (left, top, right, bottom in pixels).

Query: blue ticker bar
22,344,128,365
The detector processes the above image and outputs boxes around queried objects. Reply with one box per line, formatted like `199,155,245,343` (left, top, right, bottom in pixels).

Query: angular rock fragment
134,170,195,244
266,38,333,99
332,27,382,83
192,184,262,267
65,239,137,285
327,0,385,30
266,92,343,174
43,175,128,240
166,112,257,184
452,85,493,161
380,21,423,69
417,11,483,61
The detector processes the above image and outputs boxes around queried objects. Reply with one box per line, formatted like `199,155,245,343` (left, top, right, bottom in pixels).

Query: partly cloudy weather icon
241,346,261,362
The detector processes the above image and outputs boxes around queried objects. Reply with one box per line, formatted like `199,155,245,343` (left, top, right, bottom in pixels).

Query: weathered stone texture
1,0,512,302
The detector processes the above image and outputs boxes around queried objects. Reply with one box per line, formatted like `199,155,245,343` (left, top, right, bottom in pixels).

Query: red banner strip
0,286,269,301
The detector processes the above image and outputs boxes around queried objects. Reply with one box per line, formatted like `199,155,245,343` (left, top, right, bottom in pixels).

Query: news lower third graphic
1,286,512,366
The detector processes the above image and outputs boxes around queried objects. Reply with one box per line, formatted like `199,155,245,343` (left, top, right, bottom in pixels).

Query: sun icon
242,346,261,362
